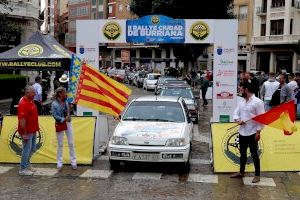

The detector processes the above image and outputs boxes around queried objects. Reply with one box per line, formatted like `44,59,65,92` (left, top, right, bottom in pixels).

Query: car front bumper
146,84,156,89
108,143,190,163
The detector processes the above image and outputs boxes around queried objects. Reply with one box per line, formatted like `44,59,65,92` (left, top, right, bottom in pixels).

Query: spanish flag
252,101,297,135
75,64,132,117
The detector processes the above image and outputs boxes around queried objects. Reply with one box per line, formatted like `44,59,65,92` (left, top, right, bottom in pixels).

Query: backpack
269,86,281,107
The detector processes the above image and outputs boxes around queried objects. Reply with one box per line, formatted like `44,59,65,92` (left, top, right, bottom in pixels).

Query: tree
130,0,233,72
0,0,22,52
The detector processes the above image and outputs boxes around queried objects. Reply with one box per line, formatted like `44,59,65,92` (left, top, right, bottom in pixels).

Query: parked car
108,96,193,172
133,71,147,88
160,84,199,123
143,73,161,91
155,77,177,95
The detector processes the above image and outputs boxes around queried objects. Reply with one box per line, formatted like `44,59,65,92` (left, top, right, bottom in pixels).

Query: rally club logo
8,126,45,156
190,21,209,41
222,129,263,166
18,44,43,57
103,21,121,40
151,15,160,24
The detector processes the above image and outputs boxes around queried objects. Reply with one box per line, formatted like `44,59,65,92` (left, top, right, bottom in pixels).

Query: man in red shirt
18,86,39,176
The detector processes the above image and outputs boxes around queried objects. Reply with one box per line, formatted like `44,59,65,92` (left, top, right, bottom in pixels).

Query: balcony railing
271,2,285,8
256,7,267,15
252,35,300,44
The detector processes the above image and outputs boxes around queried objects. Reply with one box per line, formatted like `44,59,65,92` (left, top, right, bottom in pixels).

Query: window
69,8,76,17
290,19,293,34
98,5,103,12
261,24,266,36
238,35,247,45
69,20,76,30
92,0,96,6
239,5,248,20
271,0,285,8
270,19,284,35
119,4,123,11
109,5,113,14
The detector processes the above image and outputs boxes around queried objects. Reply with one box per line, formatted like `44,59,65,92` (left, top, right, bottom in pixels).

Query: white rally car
108,96,193,171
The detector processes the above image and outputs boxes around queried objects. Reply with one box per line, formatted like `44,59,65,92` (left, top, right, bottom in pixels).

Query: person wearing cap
59,74,69,90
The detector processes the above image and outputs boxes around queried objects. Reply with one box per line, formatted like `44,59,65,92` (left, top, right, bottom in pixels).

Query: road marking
193,125,210,143
0,166,13,174
132,172,162,180
191,159,211,165
243,177,276,187
33,168,58,176
97,155,109,161
187,174,218,184
80,169,113,179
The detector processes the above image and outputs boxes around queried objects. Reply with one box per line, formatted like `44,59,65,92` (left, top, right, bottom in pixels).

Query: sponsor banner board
212,122,300,172
0,116,96,164
126,15,185,43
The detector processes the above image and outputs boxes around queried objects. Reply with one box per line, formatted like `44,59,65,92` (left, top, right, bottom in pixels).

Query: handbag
55,121,67,132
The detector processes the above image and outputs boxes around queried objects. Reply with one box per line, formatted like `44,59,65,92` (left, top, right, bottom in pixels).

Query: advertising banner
0,116,96,164
212,123,300,172
126,15,185,43
185,19,214,43
99,20,126,43
213,20,238,122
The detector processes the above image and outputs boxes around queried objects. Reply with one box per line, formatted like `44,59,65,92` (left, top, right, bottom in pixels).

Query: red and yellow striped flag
75,64,132,117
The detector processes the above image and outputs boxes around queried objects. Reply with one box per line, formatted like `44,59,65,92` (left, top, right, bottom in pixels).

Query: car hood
114,121,185,146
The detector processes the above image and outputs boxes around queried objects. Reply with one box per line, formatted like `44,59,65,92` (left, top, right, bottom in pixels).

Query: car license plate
132,153,159,161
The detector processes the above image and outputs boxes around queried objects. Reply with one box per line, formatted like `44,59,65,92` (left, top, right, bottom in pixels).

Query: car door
181,99,194,142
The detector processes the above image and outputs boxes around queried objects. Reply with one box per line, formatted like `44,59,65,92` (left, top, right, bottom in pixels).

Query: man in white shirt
32,76,43,114
231,82,265,183
260,72,279,111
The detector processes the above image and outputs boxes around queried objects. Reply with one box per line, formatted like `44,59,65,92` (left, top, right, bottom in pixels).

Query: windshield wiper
147,119,176,122
123,117,147,121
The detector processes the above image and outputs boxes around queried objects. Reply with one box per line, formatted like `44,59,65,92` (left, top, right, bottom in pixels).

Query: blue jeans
20,134,37,170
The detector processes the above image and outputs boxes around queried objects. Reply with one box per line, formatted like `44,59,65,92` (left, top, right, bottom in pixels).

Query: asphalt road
0,86,300,200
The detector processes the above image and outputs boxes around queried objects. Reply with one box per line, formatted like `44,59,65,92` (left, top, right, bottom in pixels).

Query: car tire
193,117,199,124
109,159,120,171
180,144,192,173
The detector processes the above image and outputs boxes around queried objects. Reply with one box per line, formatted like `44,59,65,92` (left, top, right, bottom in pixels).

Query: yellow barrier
212,122,300,172
0,116,96,164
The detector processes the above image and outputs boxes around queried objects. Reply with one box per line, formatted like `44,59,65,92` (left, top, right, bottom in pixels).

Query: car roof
148,73,161,75
134,96,182,102
162,84,191,88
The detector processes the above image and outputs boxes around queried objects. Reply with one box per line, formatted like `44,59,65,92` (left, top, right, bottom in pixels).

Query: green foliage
0,74,28,80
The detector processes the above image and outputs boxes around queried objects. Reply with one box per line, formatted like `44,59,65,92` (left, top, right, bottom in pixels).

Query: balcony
256,7,267,16
252,35,300,45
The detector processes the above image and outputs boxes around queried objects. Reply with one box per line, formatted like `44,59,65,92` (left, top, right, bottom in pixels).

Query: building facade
66,0,107,50
0,0,40,52
234,0,254,72
252,0,300,73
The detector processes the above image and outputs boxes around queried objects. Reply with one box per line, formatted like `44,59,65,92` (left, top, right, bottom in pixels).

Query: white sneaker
19,169,34,176
71,164,77,170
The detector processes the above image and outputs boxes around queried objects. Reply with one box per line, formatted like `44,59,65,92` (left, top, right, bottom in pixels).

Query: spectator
200,75,209,106
18,86,39,176
59,74,69,90
249,73,260,97
270,74,292,107
32,76,43,115
260,72,279,111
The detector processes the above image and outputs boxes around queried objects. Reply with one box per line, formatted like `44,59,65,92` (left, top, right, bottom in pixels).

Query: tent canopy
0,31,73,71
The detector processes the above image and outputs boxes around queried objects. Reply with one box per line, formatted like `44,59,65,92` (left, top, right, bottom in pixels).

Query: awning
0,31,73,71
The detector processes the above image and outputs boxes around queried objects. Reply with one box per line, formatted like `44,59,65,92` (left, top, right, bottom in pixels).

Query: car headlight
111,136,128,145
165,138,186,147
187,105,196,110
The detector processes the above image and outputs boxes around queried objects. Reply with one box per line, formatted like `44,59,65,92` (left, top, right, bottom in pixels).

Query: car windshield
148,75,160,80
158,78,176,84
139,73,147,78
160,88,194,99
123,101,185,123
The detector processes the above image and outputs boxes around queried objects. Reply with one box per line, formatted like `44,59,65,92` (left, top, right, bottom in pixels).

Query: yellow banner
0,116,96,164
212,123,300,172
